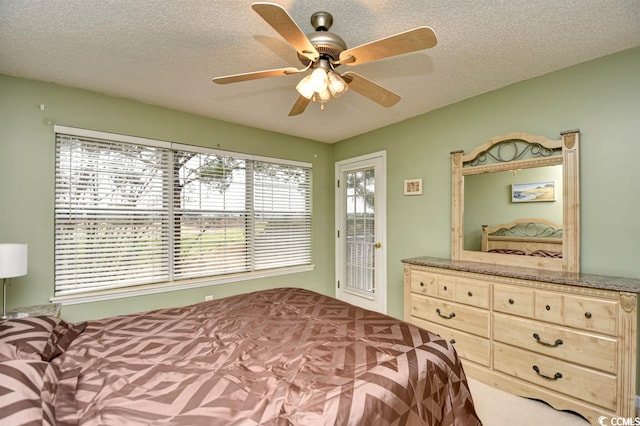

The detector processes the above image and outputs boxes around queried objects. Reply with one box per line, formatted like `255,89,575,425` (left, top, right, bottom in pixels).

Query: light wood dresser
402,257,640,425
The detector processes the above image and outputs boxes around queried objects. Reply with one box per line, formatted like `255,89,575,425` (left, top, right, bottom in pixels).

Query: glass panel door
335,152,386,313
344,166,376,299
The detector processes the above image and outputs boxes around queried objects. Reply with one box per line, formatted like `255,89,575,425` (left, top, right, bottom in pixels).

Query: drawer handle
435,308,456,319
420,281,425,287
449,338,456,344
508,298,515,305
585,312,592,319
532,365,563,381
467,291,473,297
533,333,563,348
545,305,551,311
443,286,448,291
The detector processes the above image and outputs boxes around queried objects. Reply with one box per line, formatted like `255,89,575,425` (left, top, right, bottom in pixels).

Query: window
54,126,311,297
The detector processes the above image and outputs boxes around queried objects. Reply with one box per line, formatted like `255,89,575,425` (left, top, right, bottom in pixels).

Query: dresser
402,257,639,425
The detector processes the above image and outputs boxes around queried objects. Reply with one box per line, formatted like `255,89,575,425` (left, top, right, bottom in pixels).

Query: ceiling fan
212,2,437,116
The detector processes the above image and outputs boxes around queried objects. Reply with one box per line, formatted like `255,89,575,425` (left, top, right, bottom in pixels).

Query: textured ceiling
1,1,639,143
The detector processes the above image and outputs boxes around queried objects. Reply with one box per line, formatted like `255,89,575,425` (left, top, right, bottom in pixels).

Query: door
335,151,386,313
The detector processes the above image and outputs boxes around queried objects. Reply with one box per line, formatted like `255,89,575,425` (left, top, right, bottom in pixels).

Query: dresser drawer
493,342,616,411
410,269,437,296
493,313,617,373
494,285,534,318
410,294,489,338
455,277,490,308
563,295,618,336
534,290,563,324
411,317,490,367
436,274,456,300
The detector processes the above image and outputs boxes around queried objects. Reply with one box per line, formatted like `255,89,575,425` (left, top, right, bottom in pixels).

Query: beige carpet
468,378,590,426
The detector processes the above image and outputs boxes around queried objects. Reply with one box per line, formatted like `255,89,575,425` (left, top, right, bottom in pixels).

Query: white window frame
51,125,313,305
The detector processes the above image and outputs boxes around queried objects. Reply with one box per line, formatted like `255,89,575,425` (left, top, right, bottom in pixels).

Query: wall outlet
204,295,214,301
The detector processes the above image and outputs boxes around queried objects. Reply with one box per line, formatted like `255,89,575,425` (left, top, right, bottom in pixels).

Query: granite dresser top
402,256,640,294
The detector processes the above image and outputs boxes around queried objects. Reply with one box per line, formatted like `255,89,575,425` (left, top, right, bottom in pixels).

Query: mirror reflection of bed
481,218,563,258
463,164,563,254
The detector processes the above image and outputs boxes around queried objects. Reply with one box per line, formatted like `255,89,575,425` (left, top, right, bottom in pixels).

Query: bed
481,218,563,258
0,287,481,425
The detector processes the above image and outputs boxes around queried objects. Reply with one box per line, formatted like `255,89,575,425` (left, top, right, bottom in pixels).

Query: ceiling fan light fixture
296,68,348,104
317,87,333,102
310,67,329,91
296,68,329,99
327,70,348,97
296,74,316,99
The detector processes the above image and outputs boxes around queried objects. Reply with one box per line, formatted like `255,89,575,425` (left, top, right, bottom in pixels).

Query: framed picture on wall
404,178,423,196
511,181,555,202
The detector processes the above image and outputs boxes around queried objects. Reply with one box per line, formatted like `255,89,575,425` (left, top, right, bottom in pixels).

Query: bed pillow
40,320,87,362
0,359,58,426
0,316,64,360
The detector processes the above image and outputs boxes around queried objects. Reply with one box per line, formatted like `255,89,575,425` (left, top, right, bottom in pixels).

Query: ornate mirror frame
451,130,580,272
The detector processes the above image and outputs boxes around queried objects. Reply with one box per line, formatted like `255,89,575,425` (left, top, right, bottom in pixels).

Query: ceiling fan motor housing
297,11,347,66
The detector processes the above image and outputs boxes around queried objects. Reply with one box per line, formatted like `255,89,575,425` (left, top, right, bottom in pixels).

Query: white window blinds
172,150,249,279
253,161,312,269
54,129,312,296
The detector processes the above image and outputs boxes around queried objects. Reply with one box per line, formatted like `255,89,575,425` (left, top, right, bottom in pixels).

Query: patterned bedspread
51,288,481,425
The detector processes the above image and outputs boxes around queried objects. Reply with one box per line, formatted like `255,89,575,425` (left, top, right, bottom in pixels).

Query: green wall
334,47,640,319
0,74,335,322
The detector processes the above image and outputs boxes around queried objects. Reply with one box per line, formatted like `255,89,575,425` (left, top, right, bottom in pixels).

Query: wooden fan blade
212,67,302,84
339,27,437,66
288,95,311,116
252,2,319,62
342,72,400,107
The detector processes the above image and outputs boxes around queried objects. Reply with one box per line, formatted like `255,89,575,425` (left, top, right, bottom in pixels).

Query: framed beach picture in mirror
511,181,555,203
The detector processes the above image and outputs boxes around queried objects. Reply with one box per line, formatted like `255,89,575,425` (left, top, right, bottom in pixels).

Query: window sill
50,264,315,306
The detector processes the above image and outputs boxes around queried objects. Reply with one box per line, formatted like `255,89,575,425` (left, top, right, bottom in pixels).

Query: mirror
463,165,563,251
451,131,580,272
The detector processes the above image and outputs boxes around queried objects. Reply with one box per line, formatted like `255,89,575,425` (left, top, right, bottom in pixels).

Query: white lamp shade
0,244,28,279
309,68,328,92
327,71,348,97
295,74,315,99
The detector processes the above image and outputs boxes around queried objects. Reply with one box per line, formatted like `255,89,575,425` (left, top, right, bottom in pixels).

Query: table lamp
0,243,28,319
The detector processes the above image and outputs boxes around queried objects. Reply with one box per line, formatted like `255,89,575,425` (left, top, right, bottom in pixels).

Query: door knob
373,242,382,248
